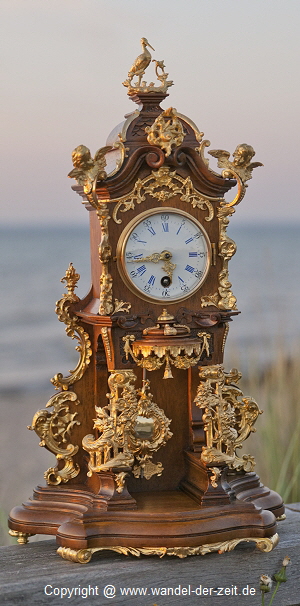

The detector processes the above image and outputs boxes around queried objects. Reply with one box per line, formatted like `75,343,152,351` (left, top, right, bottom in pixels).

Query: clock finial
123,39,173,95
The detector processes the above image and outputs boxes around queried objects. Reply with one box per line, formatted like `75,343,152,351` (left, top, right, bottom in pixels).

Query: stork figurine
126,37,155,87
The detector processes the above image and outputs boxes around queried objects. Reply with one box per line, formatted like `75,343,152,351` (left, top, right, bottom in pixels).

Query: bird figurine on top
123,38,173,94
124,37,155,88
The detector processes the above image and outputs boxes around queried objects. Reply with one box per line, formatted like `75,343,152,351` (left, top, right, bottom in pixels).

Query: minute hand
162,258,176,281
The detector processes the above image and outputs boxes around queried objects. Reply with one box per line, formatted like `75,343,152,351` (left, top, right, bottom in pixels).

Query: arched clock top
92,106,237,199
67,43,263,317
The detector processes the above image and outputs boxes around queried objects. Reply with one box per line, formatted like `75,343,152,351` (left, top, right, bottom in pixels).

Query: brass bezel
116,207,212,305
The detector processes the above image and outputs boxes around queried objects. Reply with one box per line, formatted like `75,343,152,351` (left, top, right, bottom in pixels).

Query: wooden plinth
3,506,300,604
9,484,281,561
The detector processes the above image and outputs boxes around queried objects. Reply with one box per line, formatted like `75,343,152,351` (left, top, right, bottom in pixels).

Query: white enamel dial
117,207,211,303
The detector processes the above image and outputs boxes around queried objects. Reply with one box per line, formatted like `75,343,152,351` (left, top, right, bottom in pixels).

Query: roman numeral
136,265,146,276
185,264,195,273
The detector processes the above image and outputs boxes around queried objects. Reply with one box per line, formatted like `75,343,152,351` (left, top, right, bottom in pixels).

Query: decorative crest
145,108,185,156
123,38,173,94
112,166,215,224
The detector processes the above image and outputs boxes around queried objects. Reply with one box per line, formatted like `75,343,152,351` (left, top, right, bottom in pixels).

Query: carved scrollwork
82,372,172,485
28,391,80,485
145,148,166,168
194,365,262,472
112,166,215,224
51,264,92,390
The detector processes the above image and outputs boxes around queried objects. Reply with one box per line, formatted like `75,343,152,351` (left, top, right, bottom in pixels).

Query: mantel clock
9,39,284,562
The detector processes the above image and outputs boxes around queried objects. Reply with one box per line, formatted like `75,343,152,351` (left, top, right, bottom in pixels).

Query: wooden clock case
9,66,284,562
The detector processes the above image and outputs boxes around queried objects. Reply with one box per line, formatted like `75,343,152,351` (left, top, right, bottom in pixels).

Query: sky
1,0,300,226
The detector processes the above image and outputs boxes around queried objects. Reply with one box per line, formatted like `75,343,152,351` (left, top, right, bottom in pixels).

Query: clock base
9,485,280,560
225,470,285,520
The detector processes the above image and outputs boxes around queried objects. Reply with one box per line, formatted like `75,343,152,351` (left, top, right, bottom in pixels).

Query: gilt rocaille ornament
82,373,172,483
51,263,92,390
194,365,262,472
28,391,81,485
145,107,185,157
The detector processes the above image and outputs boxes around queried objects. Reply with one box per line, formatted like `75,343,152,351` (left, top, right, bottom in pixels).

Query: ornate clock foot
57,547,92,563
8,529,35,544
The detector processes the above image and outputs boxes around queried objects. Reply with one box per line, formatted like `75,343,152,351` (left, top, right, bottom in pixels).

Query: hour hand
127,250,174,264
127,252,162,263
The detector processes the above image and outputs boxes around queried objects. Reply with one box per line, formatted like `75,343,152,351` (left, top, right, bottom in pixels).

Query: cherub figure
68,144,112,195
209,143,263,183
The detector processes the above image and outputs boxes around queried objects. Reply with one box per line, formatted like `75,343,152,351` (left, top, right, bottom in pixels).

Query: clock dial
117,207,211,303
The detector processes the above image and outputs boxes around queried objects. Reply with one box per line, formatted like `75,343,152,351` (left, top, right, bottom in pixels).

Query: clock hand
128,250,175,264
128,252,162,263
128,250,176,282
162,258,176,282
128,250,177,283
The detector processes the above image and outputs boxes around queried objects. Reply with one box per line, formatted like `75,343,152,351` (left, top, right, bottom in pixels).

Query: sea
1,224,300,394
